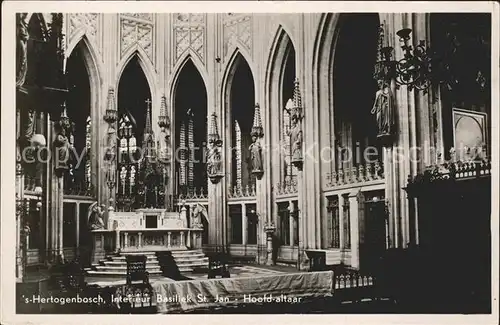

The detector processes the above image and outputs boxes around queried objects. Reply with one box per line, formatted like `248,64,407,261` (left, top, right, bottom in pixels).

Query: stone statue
22,110,35,146
190,204,205,229
206,140,222,176
289,113,303,163
88,202,105,230
54,127,70,175
105,127,117,162
16,13,29,88
249,135,263,173
371,80,395,138
158,132,169,163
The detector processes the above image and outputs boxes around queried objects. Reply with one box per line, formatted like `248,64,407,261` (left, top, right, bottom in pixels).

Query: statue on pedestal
249,135,263,174
190,204,205,229
54,126,70,176
289,113,303,163
88,202,105,230
105,126,117,162
207,140,222,177
371,80,395,139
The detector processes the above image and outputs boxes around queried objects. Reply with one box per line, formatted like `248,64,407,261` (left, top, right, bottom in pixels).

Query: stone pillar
378,13,411,249
76,202,80,257
186,230,191,248
123,232,129,248
138,232,142,248
349,190,365,270
180,231,185,247
115,230,120,252
167,232,171,248
264,222,276,265
288,201,294,246
15,163,24,281
241,203,247,245
338,195,345,250
99,14,121,206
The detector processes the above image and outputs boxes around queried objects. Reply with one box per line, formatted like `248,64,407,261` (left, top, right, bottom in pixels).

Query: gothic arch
26,13,48,35
65,34,103,85
265,26,296,188
66,27,102,64
115,46,158,105
221,48,257,192
65,37,102,198
312,13,382,178
169,51,209,109
171,53,208,195
222,46,257,99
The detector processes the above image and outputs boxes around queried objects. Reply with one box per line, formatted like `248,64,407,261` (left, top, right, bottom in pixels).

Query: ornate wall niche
223,15,252,60
120,15,154,63
172,13,206,65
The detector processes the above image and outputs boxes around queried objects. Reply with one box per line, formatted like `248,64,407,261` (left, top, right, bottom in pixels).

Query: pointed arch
66,26,102,64
221,47,257,107
115,45,158,104
26,13,48,36
312,13,382,172
171,52,209,195
265,24,296,71
65,34,103,86
169,51,209,101
65,36,103,199
221,47,257,191
264,26,296,189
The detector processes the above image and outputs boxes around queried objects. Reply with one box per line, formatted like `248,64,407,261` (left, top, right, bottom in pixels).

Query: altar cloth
152,271,334,313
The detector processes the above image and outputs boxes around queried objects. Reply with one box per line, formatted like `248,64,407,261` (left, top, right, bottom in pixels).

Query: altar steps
86,249,209,277
157,249,209,273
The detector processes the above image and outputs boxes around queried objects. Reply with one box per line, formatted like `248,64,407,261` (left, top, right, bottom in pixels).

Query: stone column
115,230,120,252
15,163,24,281
241,203,247,245
167,232,171,248
76,202,80,257
338,194,345,250
289,201,294,247
349,190,365,270
264,221,276,266
100,14,118,206
123,232,129,248
138,232,143,248
378,13,411,249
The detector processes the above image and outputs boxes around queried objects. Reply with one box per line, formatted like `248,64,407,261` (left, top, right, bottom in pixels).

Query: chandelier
374,26,434,93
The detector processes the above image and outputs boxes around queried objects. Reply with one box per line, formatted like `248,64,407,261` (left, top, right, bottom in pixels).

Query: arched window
174,59,208,196
65,42,93,195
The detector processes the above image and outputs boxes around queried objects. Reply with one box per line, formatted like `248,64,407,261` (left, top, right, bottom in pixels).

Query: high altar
89,99,204,263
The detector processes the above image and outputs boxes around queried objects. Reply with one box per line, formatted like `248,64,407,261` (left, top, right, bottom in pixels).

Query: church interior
13,12,492,314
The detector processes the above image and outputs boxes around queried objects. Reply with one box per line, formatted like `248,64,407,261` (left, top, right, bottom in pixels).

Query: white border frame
2,2,499,325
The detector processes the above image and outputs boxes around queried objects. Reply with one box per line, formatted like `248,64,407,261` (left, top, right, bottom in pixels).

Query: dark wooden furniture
305,250,328,271
125,255,149,285
208,253,230,279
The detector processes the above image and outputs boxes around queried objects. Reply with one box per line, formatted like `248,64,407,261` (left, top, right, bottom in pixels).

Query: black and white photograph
1,1,498,323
